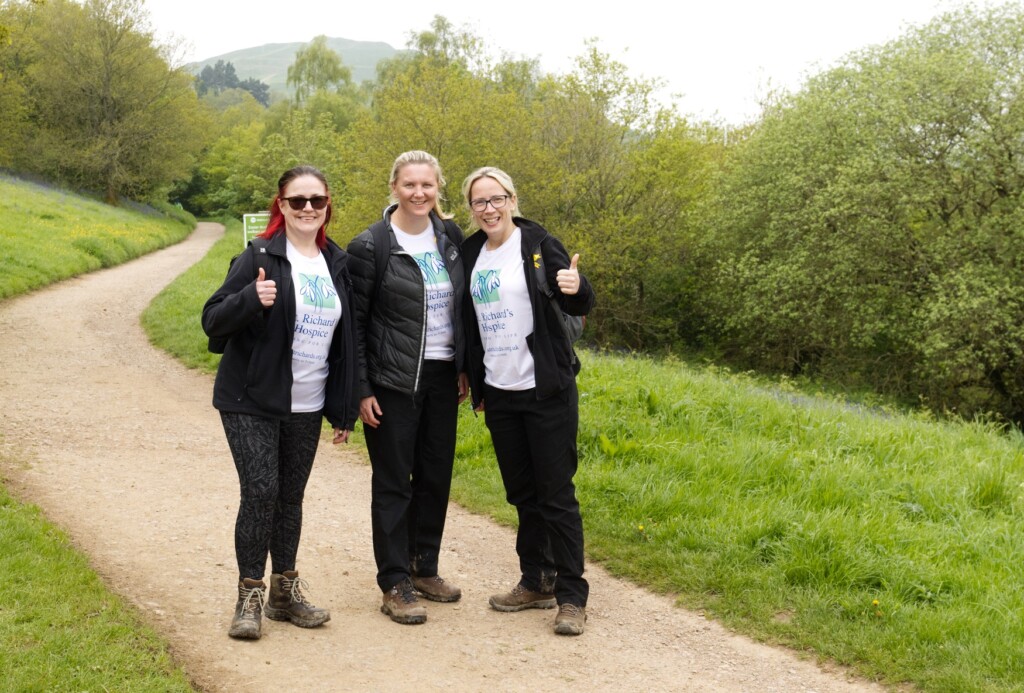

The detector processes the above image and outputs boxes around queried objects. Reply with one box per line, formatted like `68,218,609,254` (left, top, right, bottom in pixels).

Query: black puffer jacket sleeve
346,226,378,401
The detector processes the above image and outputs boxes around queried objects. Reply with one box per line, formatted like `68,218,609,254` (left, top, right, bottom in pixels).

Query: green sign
242,213,270,247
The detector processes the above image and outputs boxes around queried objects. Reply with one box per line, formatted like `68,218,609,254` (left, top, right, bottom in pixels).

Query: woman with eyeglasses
203,164,358,640
346,151,467,625
460,166,595,635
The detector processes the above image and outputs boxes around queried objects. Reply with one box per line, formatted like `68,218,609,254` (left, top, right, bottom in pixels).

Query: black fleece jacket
201,231,358,430
461,217,595,408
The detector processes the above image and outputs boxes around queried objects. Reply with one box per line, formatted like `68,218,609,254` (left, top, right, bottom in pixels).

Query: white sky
144,0,958,124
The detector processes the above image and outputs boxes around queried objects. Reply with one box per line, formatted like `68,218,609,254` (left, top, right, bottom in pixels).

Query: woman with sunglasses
347,150,467,625
460,166,595,635
203,164,358,640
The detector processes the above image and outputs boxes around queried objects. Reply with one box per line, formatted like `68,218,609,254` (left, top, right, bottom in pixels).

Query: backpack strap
207,238,272,354
532,242,582,373
368,217,457,310
250,237,271,279
365,220,390,316
531,242,554,299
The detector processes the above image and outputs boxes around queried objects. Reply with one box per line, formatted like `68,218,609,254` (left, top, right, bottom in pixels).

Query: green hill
190,37,404,98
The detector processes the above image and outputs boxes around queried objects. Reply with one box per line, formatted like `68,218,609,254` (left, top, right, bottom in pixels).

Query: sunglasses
282,195,330,211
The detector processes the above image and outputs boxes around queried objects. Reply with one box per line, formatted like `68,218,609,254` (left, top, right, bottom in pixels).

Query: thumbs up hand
556,253,581,295
256,267,277,307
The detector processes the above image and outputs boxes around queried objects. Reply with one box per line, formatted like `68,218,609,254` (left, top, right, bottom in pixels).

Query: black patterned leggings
220,411,323,580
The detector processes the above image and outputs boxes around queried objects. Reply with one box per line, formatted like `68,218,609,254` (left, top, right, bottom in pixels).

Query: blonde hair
461,166,522,220
389,150,449,219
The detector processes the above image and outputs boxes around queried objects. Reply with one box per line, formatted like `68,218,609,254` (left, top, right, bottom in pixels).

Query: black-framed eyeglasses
282,195,330,211
469,195,510,212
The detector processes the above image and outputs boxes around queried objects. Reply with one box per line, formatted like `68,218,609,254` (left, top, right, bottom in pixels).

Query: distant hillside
190,37,404,98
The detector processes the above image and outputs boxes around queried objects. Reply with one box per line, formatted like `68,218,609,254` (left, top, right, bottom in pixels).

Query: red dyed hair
258,165,332,249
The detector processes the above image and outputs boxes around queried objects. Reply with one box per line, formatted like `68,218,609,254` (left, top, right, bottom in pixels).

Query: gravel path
0,223,885,692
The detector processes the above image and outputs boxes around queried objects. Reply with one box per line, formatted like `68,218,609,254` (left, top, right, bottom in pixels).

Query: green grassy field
151,218,1024,691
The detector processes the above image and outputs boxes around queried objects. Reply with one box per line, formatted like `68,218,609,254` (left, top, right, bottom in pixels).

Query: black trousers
365,360,459,592
220,410,322,581
483,381,588,607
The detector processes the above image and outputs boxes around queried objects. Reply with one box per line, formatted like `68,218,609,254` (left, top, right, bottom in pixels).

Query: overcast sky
144,0,957,123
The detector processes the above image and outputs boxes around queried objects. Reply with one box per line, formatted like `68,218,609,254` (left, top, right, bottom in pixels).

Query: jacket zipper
395,248,428,394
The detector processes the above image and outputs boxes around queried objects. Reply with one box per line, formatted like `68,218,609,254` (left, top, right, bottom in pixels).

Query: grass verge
0,174,195,300
0,482,193,691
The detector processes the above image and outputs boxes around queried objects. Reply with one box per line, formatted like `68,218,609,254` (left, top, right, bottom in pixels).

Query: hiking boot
265,570,331,628
553,603,587,635
228,578,266,640
380,578,427,624
488,583,557,612
411,574,462,603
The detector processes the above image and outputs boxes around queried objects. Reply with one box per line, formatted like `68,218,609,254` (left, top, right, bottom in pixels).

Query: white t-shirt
470,227,536,390
392,223,456,361
286,240,342,412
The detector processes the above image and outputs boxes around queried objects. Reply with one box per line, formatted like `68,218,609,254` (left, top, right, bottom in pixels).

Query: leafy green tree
195,61,269,107
17,0,208,202
200,87,264,122
335,16,528,240
170,87,269,215
0,0,46,167
520,43,712,349
173,119,264,216
238,76,270,107
230,110,346,214
196,60,239,96
287,34,352,104
700,4,1024,422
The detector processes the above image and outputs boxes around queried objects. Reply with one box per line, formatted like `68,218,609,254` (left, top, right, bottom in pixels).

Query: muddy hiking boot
489,583,557,612
265,570,331,628
228,578,266,640
553,603,587,635
411,574,462,603
381,577,427,624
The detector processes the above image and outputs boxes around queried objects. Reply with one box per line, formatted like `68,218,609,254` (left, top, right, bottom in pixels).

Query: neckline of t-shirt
482,227,521,255
286,238,322,262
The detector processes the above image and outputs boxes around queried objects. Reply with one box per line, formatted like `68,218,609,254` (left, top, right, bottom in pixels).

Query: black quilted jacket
346,205,467,398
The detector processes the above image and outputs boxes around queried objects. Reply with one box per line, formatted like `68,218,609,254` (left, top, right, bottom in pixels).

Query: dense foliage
0,0,208,203
699,4,1024,423
195,59,270,106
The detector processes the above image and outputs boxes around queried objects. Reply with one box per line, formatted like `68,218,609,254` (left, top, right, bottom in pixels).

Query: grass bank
0,174,195,300
148,225,1024,692
0,484,193,691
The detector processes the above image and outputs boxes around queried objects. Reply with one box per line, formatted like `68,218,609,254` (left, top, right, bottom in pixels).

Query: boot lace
240,585,265,617
282,575,314,606
397,579,418,604
559,603,583,618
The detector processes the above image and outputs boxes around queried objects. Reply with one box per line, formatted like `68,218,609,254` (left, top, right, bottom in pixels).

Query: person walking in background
347,150,468,625
460,166,595,635
202,165,358,640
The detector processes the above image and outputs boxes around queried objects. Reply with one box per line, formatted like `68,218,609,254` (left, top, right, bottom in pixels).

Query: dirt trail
0,223,884,692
